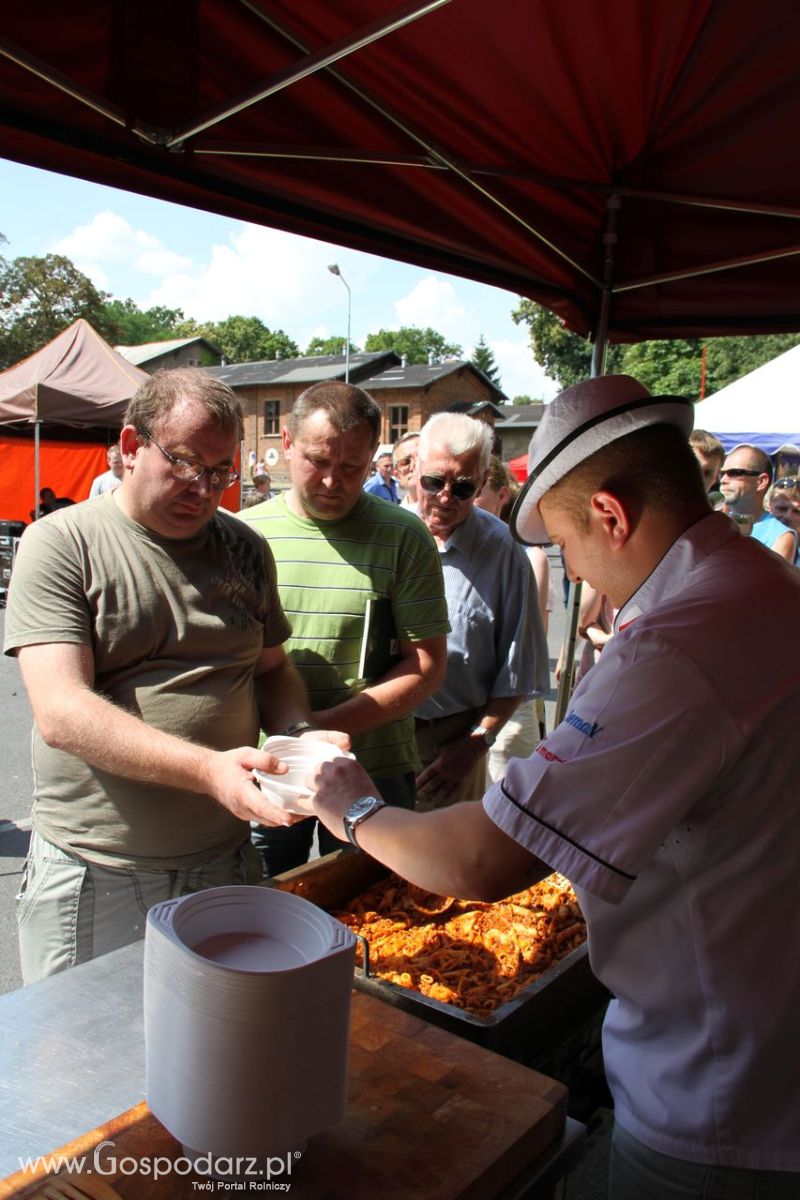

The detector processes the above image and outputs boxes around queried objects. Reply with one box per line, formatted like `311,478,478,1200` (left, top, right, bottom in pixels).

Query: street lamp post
327,263,351,382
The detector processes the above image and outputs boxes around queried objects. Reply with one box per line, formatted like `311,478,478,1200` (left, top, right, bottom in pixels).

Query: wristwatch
469,723,496,747
284,720,316,737
343,795,387,848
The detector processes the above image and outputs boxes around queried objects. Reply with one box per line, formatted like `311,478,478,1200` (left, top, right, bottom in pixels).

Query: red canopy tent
0,1,798,354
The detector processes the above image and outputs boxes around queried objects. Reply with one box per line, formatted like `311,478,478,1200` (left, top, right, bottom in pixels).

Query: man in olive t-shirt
4,368,346,983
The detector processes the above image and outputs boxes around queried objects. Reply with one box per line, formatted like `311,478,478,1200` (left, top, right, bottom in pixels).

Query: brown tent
0,320,148,520
0,319,148,427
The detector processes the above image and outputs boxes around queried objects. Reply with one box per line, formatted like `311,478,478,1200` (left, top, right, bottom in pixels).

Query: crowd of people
3,366,798,1199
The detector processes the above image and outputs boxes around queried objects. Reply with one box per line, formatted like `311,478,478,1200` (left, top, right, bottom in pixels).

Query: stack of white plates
144,885,356,1176
253,735,355,813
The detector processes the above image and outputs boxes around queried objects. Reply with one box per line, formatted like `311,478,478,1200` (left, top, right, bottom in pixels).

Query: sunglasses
719,468,763,479
419,474,478,500
773,476,798,490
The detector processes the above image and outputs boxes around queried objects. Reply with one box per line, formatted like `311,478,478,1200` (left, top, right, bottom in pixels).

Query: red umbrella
508,454,528,484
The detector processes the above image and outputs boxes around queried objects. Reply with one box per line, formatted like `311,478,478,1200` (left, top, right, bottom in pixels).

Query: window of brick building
264,400,280,436
390,405,409,441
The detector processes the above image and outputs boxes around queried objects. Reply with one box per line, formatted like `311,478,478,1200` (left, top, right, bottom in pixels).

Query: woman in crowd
766,476,800,565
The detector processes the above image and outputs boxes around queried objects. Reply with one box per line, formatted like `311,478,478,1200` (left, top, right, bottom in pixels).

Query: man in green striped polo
239,381,449,876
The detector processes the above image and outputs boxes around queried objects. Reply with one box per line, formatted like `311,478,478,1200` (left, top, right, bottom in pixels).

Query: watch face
348,796,379,821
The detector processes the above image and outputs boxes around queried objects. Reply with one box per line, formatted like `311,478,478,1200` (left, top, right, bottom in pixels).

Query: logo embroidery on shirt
536,744,566,763
565,709,603,739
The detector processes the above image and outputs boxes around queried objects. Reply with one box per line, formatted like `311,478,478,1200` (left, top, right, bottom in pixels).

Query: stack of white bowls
144,885,356,1176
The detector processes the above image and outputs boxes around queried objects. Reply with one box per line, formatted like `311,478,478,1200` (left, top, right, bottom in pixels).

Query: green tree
512,297,800,398
470,334,502,387
364,326,462,364
511,299,624,390
0,253,114,368
176,315,299,363
102,298,185,346
304,334,360,357
621,338,704,397
703,333,800,395
511,394,534,406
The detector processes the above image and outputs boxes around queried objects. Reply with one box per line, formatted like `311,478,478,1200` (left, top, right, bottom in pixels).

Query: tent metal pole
169,0,452,147
553,195,619,727
34,419,41,520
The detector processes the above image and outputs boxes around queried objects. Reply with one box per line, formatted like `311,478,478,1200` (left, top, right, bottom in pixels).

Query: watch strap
344,796,387,848
284,720,316,737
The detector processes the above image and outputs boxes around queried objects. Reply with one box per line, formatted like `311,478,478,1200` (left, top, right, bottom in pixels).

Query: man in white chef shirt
309,375,800,1200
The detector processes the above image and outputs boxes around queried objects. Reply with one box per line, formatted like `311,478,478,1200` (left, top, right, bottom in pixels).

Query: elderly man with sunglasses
4,368,341,983
720,443,798,561
412,412,549,809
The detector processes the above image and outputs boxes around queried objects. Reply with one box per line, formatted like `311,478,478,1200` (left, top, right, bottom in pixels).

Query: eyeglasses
773,476,798,490
719,468,763,479
147,437,239,491
419,474,478,500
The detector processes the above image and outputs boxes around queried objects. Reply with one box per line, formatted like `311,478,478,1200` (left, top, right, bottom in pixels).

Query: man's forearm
314,642,445,737
31,677,216,794
255,653,315,735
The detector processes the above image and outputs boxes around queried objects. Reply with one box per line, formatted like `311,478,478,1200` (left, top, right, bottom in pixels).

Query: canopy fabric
0,436,108,522
0,320,148,428
1,2,800,343
693,345,800,455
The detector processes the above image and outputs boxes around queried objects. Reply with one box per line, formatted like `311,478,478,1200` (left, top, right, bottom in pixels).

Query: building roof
446,398,506,420
115,336,221,365
205,351,398,388
495,402,545,430
203,353,507,403
366,358,506,400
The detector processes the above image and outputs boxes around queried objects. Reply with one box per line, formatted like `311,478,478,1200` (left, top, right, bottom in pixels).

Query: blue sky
0,157,558,402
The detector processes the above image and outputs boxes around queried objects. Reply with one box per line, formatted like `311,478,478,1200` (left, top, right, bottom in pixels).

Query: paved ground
0,608,34,995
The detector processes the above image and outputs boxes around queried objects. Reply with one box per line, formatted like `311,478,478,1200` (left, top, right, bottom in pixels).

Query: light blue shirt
363,474,399,503
416,506,549,719
751,511,797,556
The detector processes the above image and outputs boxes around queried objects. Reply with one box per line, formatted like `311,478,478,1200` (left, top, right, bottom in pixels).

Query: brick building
205,351,507,488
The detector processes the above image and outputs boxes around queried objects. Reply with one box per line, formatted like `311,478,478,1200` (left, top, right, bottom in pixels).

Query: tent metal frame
4,2,800,310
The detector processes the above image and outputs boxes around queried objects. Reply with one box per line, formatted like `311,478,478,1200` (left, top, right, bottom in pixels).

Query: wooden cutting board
0,991,567,1200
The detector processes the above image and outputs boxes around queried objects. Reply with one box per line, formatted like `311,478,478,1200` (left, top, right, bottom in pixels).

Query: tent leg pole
34,420,41,520
553,194,619,727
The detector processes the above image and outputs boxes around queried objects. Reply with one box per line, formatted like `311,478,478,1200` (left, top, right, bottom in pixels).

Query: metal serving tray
268,849,608,1065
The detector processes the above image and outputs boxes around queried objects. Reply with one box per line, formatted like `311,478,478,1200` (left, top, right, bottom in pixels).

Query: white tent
694,345,800,454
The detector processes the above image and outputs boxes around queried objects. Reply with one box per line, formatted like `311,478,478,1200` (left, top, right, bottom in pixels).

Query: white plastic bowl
253,735,354,813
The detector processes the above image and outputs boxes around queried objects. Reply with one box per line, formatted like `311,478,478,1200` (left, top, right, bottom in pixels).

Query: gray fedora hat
510,375,695,545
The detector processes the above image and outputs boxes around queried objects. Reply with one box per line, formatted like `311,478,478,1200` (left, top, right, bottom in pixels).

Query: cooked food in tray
332,872,586,1018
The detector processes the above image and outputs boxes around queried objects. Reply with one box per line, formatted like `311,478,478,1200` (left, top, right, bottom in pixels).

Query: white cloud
490,337,559,402
53,211,191,290
393,275,467,342
145,224,385,345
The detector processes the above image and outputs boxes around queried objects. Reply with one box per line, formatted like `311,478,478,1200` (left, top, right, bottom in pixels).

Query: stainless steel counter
0,943,146,1178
